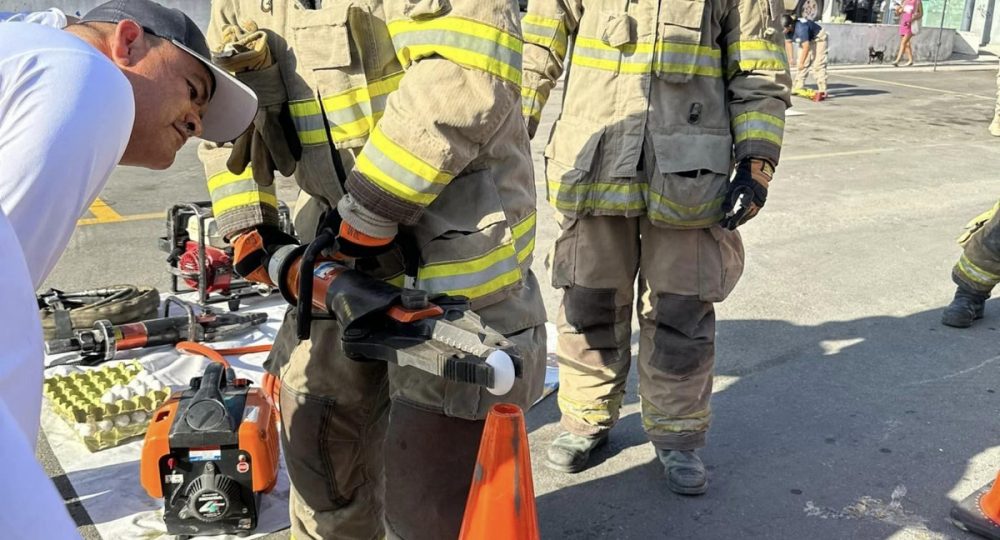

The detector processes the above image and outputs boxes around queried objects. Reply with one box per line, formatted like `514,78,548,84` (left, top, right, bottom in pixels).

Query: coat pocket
544,115,607,215
656,0,710,83
647,129,732,228
291,4,353,70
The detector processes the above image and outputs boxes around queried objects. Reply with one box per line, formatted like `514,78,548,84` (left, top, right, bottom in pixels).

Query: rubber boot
545,432,608,473
941,288,988,328
656,449,708,496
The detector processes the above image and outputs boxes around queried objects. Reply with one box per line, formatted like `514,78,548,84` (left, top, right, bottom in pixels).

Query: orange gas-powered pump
140,361,279,538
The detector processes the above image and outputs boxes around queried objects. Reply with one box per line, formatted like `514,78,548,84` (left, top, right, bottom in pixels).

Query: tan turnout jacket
522,0,792,227
200,0,540,313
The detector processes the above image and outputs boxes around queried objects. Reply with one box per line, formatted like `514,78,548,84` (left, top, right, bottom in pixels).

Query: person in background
794,19,829,99
893,0,922,66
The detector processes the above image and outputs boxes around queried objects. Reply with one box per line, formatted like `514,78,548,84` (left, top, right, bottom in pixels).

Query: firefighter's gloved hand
721,158,773,230
231,225,299,286
318,193,398,260
213,21,301,187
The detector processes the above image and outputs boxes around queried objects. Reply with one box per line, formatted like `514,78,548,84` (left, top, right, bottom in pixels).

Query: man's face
114,24,213,169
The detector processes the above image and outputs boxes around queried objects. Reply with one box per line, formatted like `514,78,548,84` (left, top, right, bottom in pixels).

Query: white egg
147,379,166,392
49,366,71,377
100,392,117,405
130,411,148,424
96,419,113,431
76,423,94,437
129,382,149,395
113,414,131,428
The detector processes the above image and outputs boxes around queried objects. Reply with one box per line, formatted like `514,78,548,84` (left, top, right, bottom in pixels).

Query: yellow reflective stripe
732,111,785,146
416,242,521,299
207,168,253,193
388,16,522,85
288,99,328,146
213,191,278,215
571,38,721,77
726,39,788,76
957,254,1000,286
522,14,568,58
547,179,647,212
522,14,560,29
655,41,723,77
522,86,543,122
356,126,453,206
384,273,407,288
513,212,536,263
648,191,724,227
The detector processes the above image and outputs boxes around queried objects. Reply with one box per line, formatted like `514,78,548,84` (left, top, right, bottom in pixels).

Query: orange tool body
141,361,279,537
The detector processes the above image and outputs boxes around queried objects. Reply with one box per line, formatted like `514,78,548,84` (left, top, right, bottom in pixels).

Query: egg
130,411,149,424
96,419,113,431
113,414,131,428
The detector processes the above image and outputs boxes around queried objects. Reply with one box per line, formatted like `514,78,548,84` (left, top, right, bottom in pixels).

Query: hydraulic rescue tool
141,361,279,539
45,296,268,366
266,229,521,396
159,202,293,309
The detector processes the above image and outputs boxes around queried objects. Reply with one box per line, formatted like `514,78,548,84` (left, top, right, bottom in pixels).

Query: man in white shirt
0,1,256,537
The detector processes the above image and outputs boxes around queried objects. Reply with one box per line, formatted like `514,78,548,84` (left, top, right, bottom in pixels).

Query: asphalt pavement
40,61,1000,539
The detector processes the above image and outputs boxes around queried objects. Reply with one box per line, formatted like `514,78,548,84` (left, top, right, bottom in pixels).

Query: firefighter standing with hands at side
199,0,546,538
521,0,791,494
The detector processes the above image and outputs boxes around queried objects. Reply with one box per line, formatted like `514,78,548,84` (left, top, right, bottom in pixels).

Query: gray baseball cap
82,0,257,143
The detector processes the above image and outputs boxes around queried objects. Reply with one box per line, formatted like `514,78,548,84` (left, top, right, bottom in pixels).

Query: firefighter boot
941,288,988,328
657,449,708,495
545,432,608,473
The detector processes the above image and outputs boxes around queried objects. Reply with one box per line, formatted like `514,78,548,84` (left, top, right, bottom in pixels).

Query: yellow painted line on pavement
833,73,994,101
86,197,124,223
78,211,163,227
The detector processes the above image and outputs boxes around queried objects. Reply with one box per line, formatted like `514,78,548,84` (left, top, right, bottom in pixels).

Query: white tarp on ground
40,292,558,539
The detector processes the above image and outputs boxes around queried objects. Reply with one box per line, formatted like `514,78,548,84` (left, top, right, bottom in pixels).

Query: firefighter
943,202,1000,328
199,1,546,538
521,0,791,494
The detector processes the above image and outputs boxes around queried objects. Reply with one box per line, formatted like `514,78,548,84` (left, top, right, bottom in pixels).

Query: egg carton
43,362,171,452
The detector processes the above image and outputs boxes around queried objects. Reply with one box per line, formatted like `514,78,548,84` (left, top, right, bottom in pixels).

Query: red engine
177,241,233,294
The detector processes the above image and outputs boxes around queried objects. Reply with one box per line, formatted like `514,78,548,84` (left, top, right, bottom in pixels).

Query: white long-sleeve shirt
0,17,134,540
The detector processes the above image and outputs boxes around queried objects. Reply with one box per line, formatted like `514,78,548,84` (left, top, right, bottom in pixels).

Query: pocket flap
649,130,732,175
292,5,352,68
544,116,607,172
661,0,706,32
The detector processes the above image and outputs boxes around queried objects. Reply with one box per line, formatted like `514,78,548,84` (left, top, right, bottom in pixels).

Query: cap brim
173,40,257,144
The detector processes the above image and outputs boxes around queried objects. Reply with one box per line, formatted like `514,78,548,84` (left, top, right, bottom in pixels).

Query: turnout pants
270,195,548,540
954,201,1000,295
550,215,744,450
793,29,829,93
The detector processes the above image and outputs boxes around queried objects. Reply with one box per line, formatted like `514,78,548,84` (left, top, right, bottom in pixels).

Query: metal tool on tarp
159,202,293,310
45,296,268,366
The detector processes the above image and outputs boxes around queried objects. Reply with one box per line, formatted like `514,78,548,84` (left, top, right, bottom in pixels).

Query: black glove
721,159,773,230
231,225,299,285
227,64,302,186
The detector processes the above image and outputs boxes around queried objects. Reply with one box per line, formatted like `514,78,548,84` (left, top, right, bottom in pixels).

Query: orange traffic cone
951,471,1000,539
459,403,540,540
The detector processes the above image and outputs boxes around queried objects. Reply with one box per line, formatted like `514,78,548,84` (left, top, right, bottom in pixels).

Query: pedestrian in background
893,0,922,66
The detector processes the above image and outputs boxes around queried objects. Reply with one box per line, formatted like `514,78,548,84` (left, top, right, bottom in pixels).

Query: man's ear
109,20,147,68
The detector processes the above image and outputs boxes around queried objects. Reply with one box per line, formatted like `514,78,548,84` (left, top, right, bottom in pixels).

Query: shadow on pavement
529,301,1000,539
